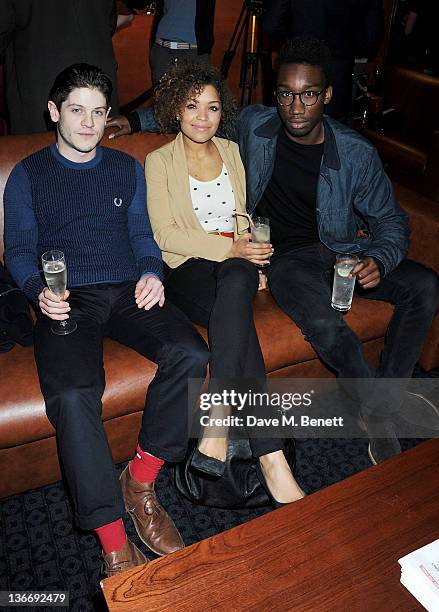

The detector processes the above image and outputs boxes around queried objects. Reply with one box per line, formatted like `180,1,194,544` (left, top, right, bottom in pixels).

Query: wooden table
102,439,439,611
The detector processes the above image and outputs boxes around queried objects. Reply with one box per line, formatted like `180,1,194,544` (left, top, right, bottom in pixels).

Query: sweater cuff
139,257,163,282
23,274,45,304
127,111,142,134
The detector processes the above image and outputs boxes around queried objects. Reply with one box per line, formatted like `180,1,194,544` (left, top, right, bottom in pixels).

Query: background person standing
0,0,120,134
149,0,215,84
262,0,384,123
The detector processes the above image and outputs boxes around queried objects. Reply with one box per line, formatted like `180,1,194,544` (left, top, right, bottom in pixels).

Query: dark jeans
34,282,209,530
165,257,283,457
266,244,439,418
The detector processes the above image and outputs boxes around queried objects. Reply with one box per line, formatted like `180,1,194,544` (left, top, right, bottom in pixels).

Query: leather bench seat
1,132,438,499
0,295,394,450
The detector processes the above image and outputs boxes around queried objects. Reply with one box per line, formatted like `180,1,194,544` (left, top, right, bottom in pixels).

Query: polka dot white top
189,164,236,232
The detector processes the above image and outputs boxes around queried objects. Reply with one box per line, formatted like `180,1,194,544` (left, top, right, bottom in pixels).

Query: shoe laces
130,487,162,518
102,556,132,577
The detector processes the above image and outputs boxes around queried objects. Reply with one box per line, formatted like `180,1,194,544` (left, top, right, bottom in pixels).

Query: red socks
95,447,163,553
129,445,164,484
95,518,127,554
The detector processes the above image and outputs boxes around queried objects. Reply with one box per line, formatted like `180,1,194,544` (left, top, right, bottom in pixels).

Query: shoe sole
368,443,378,466
406,392,439,429
357,414,367,433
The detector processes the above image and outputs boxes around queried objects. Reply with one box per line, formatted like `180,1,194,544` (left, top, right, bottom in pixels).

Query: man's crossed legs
34,282,209,575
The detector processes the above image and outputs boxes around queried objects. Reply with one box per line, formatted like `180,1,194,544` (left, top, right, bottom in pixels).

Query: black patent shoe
255,462,288,509
361,415,402,465
397,391,439,431
190,447,226,477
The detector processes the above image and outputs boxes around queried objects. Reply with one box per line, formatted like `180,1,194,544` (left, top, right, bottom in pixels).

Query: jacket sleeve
354,0,384,59
353,148,409,276
133,107,160,133
145,151,233,262
0,0,15,57
109,0,118,36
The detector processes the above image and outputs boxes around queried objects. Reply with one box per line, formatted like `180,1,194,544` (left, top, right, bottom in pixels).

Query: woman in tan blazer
145,62,304,506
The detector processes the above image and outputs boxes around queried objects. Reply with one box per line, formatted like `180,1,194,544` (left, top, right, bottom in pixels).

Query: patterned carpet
1,367,437,612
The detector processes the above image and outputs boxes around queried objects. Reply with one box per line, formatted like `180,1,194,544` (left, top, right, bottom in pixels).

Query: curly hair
276,35,333,86
153,61,237,138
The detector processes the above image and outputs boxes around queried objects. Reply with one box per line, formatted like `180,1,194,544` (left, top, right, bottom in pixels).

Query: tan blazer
145,132,248,269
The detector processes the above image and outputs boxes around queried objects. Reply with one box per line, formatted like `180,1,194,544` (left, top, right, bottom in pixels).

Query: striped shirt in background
156,0,197,44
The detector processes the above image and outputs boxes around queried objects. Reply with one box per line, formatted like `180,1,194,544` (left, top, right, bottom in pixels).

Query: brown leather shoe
120,464,185,556
102,538,148,578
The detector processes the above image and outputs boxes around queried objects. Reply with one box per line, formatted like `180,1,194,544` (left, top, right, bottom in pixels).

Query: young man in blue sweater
4,63,209,576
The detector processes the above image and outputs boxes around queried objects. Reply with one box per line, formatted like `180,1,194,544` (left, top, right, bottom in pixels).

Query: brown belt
155,37,198,50
209,231,234,238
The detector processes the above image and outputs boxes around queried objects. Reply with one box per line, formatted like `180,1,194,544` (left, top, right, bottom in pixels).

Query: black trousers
34,282,209,530
266,244,439,419
165,257,284,457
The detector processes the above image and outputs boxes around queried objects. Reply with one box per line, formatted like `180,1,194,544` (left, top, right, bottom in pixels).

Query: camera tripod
221,1,273,106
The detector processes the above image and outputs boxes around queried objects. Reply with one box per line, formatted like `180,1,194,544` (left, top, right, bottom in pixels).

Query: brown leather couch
363,66,439,202
1,131,438,499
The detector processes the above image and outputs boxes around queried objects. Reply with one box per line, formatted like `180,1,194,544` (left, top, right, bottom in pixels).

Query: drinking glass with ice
331,254,360,311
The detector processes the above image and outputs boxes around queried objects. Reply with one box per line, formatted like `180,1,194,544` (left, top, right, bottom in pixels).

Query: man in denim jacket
107,36,439,463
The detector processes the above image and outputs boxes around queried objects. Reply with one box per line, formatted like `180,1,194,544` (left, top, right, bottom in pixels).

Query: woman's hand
227,233,273,265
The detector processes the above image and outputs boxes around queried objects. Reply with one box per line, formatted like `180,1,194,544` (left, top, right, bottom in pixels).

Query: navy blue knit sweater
4,145,163,302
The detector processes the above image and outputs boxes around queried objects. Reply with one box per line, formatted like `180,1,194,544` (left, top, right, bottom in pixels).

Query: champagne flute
41,250,77,335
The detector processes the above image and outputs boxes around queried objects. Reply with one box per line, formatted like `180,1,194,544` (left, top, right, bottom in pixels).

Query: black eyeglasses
275,89,326,107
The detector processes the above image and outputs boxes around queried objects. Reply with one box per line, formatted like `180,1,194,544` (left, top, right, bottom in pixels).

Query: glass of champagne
41,250,77,335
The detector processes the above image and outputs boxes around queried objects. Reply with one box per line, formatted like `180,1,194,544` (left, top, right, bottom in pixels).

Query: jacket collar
254,111,281,138
322,117,340,170
253,110,340,171
170,131,247,224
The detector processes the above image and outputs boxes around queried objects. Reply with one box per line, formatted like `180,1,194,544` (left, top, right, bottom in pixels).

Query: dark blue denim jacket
137,104,409,276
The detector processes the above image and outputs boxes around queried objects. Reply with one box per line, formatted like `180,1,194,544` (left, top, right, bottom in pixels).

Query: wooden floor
102,439,439,611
